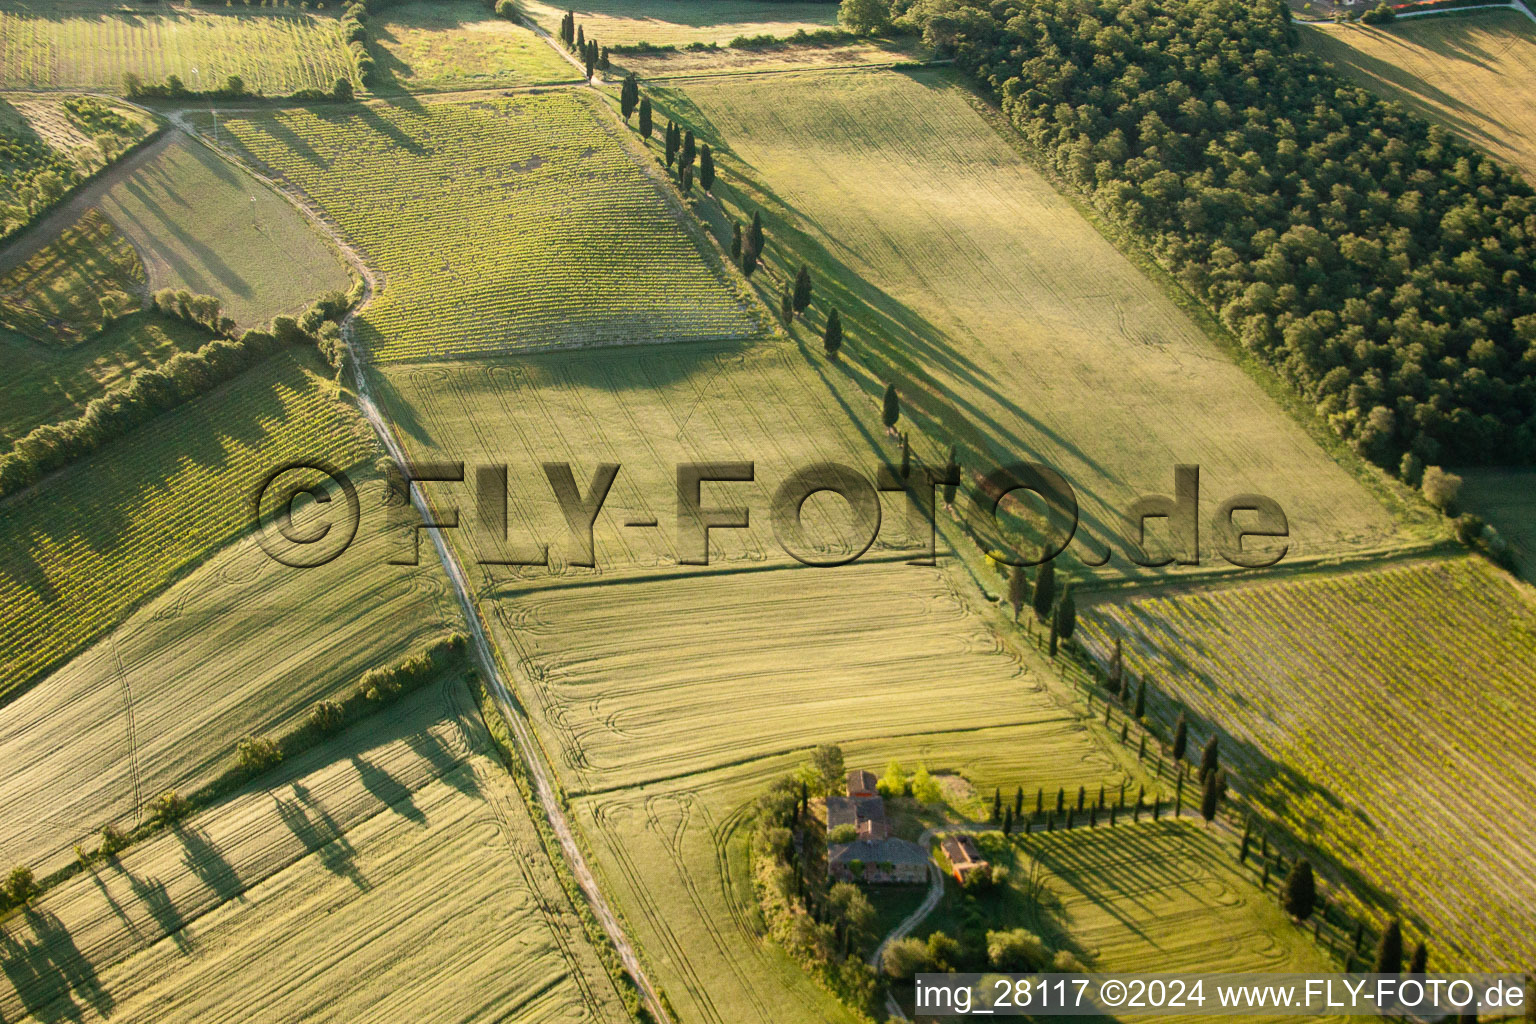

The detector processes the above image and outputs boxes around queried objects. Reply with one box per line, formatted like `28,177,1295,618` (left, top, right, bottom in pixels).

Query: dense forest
899,0,1536,471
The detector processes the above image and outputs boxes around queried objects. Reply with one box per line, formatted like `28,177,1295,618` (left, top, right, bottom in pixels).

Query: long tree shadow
352,753,426,824
274,786,368,890
172,821,243,903
0,907,113,1024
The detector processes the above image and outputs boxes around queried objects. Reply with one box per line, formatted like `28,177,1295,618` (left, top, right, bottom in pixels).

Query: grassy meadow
1301,14,1536,183
521,0,839,47
371,0,579,91
207,93,761,362
98,134,351,327
0,0,358,93
0,681,628,1024
0,347,373,697
0,507,457,875
1078,556,1536,969
663,68,1423,571
0,209,143,344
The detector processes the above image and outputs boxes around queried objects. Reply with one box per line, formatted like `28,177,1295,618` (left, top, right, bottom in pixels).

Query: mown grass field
0,310,208,447
0,681,628,1024
522,0,839,47
611,37,918,80
1301,14,1536,183
1078,556,1536,969
373,340,907,579
665,68,1421,570
0,347,373,698
0,507,457,875
208,93,760,362
370,0,578,92
0,0,358,93
98,134,351,327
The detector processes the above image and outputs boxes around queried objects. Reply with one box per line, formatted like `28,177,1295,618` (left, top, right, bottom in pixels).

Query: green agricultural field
0,310,209,447
0,507,456,875
370,0,579,92
521,0,840,48
1301,14,1536,185
0,681,628,1024
0,0,357,94
611,37,918,81
1460,469,1536,581
1078,556,1536,969
0,347,373,698
98,133,351,327
908,820,1334,1021
207,92,760,362
665,68,1423,572
0,209,143,344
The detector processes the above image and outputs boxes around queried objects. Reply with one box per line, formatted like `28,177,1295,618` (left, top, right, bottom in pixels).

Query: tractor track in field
163,104,672,1024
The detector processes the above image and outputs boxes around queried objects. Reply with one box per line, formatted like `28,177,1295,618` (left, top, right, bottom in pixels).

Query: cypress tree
1014,786,1024,817
779,285,794,325
1003,806,1013,835
1407,941,1428,975
1374,919,1403,975
1199,735,1220,783
1032,560,1055,623
599,45,610,71
992,788,1002,821
638,97,652,140
1172,714,1188,762
730,221,742,259
1200,769,1222,823
584,43,595,80
1055,787,1064,814
793,264,812,313
1076,785,1085,811
680,162,693,192
1134,676,1146,719
620,73,639,121
822,308,842,357
681,128,695,168
1007,565,1026,621
576,24,584,50
747,210,764,261
1056,583,1076,639
1048,612,1059,658
1097,784,1105,809
882,383,900,431
699,144,715,191
665,122,677,166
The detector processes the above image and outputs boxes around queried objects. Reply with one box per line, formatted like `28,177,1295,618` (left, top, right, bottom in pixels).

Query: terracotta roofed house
940,833,989,883
847,769,878,798
826,795,888,840
827,838,929,884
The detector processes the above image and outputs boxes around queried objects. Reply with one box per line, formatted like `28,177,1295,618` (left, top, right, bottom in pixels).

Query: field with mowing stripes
207,93,760,363
0,682,628,1024
371,0,579,92
0,348,373,698
1079,556,1536,969
521,0,839,47
1301,14,1536,183
0,0,358,94
666,68,1423,571
0,516,456,875
98,134,351,327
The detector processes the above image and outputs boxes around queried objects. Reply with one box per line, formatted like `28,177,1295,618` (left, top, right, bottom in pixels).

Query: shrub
881,936,930,979
308,699,345,735
1421,466,1463,514
149,790,191,827
99,824,129,859
236,736,283,776
987,927,1047,971
3,865,38,906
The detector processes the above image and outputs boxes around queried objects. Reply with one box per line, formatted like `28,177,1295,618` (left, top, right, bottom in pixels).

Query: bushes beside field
0,287,357,499
907,0,1536,469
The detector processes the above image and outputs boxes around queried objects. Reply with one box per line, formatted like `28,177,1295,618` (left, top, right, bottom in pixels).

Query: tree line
559,11,611,79
0,287,357,500
903,0,1536,470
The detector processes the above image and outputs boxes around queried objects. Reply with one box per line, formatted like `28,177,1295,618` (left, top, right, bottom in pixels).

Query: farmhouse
940,834,989,883
847,769,877,797
826,795,888,839
827,838,929,884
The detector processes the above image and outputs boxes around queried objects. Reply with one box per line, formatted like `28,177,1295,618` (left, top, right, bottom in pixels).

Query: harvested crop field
667,68,1421,569
207,93,760,362
372,340,908,578
0,681,628,1024
521,0,839,48
1078,555,1536,969
1301,14,1536,183
97,134,351,327
0,517,456,875
0,0,357,94
371,0,579,91
0,348,373,697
